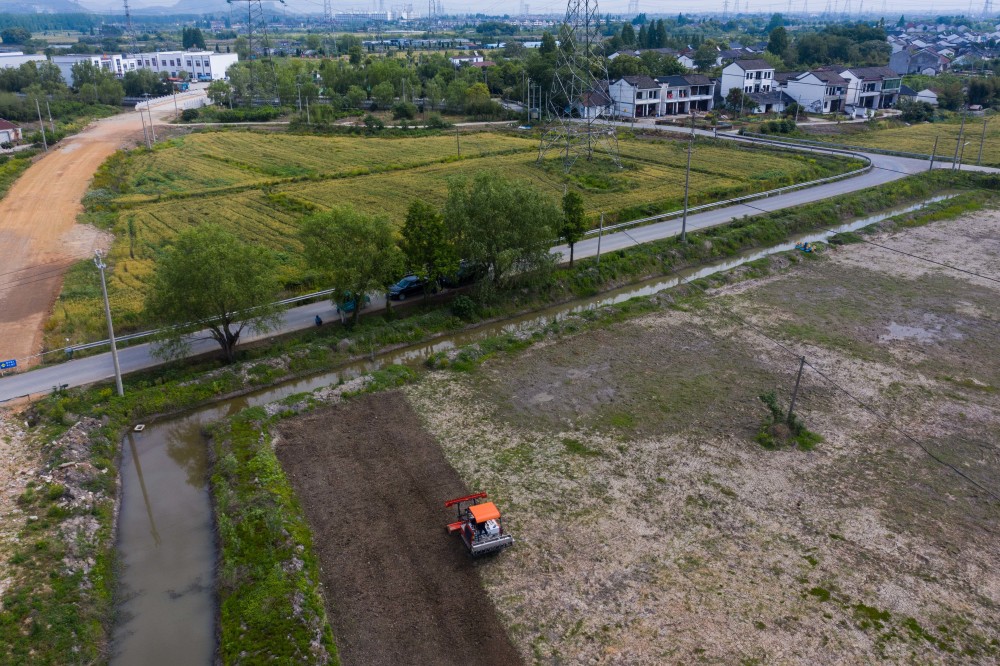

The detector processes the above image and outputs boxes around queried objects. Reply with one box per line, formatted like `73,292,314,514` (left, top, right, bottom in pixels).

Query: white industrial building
52,53,139,86
0,51,47,69
132,51,238,81
52,50,237,86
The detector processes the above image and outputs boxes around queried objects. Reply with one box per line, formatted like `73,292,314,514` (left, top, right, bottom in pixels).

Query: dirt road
0,95,198,367
275,392,523,666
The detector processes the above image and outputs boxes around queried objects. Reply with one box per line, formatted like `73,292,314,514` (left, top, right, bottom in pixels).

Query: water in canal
109,195,952,663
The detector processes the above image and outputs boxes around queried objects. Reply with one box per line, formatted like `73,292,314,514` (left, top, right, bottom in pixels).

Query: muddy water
110,194,952,664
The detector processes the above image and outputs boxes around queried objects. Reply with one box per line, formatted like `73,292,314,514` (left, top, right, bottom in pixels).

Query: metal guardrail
584,144,873,237
22,288,340,361
739,131,954,163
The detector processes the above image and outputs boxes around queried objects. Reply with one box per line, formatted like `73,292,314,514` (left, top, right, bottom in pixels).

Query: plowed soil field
274,392,522,666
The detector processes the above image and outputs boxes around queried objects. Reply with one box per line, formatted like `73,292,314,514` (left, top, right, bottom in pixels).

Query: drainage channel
109,194,952,664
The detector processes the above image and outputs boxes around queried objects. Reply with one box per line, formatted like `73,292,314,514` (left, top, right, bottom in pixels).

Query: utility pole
928,135,937,171
596,213,604,266
138,104,150,149
305,96,310,125
787,356,805,424
976,117,987,166
35,99,48,152
455,125,460,157
94,251,124,397
295,80,302,112
45,99,55,135
951,107,966,171
681,139,692,242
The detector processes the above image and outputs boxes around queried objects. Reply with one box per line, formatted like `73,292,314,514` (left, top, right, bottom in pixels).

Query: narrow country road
1,121,997,402
0,87,207,368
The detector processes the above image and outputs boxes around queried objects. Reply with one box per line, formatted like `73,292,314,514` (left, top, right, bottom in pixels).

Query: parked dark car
387,275,426,301
335,291,370,313
440,260,485,288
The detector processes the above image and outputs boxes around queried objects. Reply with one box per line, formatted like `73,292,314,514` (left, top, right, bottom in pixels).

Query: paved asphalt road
1,131,995,402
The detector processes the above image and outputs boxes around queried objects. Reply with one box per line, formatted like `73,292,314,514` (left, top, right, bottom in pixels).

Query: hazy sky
77,0,991,18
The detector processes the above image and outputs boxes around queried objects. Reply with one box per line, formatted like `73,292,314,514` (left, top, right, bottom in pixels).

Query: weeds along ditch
2,170,996,664
46,128,858,350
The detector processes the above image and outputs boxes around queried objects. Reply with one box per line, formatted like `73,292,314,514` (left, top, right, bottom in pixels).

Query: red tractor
445,492,514,557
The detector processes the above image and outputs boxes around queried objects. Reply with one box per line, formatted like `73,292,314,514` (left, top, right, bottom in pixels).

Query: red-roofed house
0,119,22,144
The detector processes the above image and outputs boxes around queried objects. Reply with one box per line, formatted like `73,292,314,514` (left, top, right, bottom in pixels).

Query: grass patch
210,407,338,665
562,437,602,457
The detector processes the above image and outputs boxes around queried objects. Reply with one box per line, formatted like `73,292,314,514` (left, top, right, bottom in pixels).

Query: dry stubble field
394,209,999,663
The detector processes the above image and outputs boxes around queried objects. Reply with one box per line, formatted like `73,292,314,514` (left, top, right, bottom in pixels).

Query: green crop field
801,113,1000,166
48,129,858,350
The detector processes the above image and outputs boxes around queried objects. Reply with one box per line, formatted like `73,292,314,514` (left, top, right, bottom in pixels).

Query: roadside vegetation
210,408,338,665
50,128,857,350
0,151,34,200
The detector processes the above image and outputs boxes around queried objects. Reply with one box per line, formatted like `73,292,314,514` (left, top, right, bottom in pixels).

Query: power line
702,297,1000,503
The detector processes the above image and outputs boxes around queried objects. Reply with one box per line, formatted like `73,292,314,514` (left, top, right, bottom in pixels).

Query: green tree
371,80,395,109
207,79,233,106
444,172,560,289
1,28,31,44
145,225,282,363
182,27,206,49
620,22,636,46
693,44,718,71
346,84,366,109
767,27,788,57
464,81,493,116
400,200,459,301
539,31,557,56
300,207,403,323
559,190,587,267
726,87,755,115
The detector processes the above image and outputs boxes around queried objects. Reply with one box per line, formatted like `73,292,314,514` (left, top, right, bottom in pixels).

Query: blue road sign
0,359,16,370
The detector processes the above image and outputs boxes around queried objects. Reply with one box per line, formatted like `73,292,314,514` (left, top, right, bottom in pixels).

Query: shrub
391,101,417,120
180,108,199,122
363,113,384,132
426,112,451,129
450,294,477,320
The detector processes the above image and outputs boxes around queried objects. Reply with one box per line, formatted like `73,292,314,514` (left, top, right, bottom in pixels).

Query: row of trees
146,174,589,361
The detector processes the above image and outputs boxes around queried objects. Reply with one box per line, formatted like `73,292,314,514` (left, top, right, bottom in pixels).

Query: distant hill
3,0,90,12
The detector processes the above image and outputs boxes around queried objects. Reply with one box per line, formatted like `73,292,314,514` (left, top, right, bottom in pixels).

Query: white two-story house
607,75,661,119
784,69,848,114
720,59,774,97
655,74,715,115
839,66,902,110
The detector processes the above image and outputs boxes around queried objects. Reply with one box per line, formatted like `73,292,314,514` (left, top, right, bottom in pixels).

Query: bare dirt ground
0,97,192,368
0,409,34,600
274,392,523,666
403,209,1000,663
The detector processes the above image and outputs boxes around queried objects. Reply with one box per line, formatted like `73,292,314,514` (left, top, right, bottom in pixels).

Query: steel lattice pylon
228,0,284,106
122,0,138,55
537,0,620,170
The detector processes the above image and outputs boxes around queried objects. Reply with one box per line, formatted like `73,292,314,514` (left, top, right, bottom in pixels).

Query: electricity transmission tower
227,0,284,106
985,0,994,16
537,0,620,170
628,0,639,14
122,0,137,54
323,0,337,55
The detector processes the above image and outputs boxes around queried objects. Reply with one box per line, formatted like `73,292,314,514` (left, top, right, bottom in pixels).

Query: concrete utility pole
45,99,55,135
138,106,149,148
681,139,693,243
787,356,805,423
951,107,966,171
94,251,124,397
596,213,604,266
977,118,987,166
35,99,48,152
928,135,938,171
